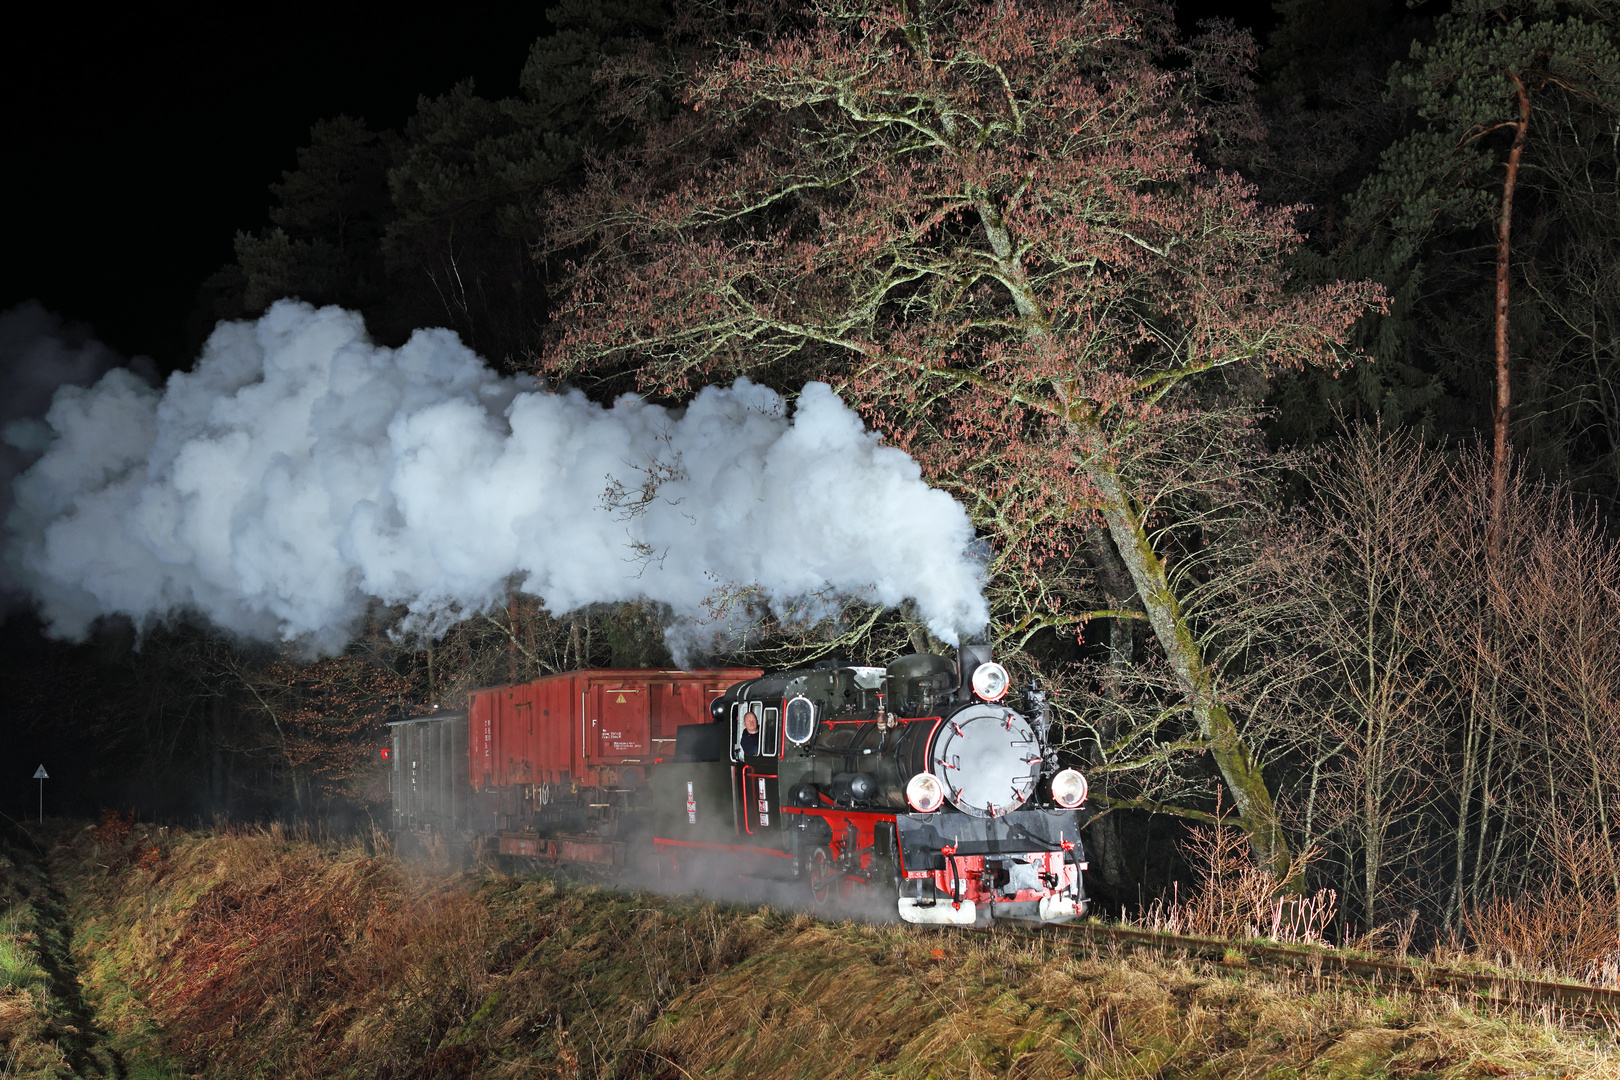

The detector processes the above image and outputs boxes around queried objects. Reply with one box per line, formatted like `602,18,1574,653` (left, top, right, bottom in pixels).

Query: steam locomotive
389,647,1088,926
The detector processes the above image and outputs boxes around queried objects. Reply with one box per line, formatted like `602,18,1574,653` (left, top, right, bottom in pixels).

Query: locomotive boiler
653,645,1089,925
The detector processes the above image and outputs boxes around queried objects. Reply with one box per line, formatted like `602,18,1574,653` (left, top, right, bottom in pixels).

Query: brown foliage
1141,805,1338,945
549,0,1381,871
145,860,441,1057
1464,827,1620,982
1466,892,1620,985
90,809,133,850
53,824,782,1079
548,0,1379,596
1254,430,1620,957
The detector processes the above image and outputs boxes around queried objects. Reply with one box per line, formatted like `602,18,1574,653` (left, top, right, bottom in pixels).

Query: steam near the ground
0,303,138,606
5,301,988,656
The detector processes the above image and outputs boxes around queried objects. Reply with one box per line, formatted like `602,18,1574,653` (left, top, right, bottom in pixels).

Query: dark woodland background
5,0,1620,945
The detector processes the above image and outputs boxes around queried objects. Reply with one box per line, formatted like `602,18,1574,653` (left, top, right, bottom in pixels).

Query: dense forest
7,0,1620,950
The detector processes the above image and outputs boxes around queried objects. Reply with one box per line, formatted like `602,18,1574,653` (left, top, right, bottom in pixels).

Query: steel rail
962,920,1620,1028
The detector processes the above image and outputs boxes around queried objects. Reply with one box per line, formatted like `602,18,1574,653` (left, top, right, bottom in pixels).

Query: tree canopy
542,0,1382,866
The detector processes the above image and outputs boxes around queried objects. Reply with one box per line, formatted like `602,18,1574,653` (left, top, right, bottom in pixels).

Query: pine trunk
1490,77,1530,554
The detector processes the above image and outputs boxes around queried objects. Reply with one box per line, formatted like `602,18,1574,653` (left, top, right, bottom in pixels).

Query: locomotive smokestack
955,642,992,703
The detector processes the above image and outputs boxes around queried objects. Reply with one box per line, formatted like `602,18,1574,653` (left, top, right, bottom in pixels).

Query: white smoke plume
5,301,989,657
0,302,142,606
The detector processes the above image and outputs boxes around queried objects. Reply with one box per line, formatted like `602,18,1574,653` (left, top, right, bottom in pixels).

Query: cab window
732,702,780,759
733,703,758,761
761,707,780,757
785,696,815,744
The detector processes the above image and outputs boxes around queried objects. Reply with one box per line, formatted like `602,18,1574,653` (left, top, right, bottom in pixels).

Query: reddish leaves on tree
246,649,413,801
546,0,1380,594
544,0,1384,863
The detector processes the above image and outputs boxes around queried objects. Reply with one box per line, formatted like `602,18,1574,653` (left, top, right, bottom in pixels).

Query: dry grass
647,922,1620,1080
1135,816,1340,948
1461,834,1620,984
0,819,148,1079
1126,807,1620,1001
27,818,1620,1080
1466,889,1620,985
47,817,786,1079
0,842,70,1080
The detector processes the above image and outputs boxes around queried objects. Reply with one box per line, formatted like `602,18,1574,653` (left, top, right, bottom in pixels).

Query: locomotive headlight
970,661,1011,702
1050,768,1089,809
906,772,946,813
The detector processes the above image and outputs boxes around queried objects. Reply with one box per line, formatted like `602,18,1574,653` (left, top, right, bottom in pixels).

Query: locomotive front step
898,897,983,926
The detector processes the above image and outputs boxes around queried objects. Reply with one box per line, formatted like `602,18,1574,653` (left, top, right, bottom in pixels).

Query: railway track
517,848,1620,1026
969,919,1620,1028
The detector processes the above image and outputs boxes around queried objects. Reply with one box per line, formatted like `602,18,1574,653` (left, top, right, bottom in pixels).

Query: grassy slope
7,820,1618,1080
0,820,178,1079
0,825,74,1079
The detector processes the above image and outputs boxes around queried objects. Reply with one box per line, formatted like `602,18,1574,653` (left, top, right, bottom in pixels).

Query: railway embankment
0,819,162,1078
4,817,1618,1079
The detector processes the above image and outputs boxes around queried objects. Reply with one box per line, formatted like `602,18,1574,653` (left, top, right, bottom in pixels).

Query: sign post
33,765,48,823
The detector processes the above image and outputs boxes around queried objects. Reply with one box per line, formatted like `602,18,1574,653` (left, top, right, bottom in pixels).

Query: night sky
0,4,545,815
2,0,1272,372
1,4,551,373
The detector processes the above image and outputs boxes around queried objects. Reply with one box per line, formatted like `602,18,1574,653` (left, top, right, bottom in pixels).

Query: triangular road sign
33,765,48,779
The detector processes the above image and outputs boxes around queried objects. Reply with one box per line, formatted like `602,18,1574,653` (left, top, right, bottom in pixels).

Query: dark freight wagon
388,710,470,836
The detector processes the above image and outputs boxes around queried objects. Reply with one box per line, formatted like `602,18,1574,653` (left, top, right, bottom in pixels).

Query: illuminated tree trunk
979,194,1292,874
1086,441,1291,876
1490,76,1530,557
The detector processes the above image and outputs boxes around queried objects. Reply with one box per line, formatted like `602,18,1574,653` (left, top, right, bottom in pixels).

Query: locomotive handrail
940,844,965,907
1005,822,1066,852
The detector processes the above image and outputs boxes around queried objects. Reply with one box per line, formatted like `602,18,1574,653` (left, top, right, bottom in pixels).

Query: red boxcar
464,668,760,864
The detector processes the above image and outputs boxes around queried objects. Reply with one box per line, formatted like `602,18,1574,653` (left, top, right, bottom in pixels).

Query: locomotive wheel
807,845,838,905
838,876,859,904
655,850,686,892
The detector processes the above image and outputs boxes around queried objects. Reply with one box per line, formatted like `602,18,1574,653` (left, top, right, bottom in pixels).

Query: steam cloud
0,302,135,605
5,301,989,656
